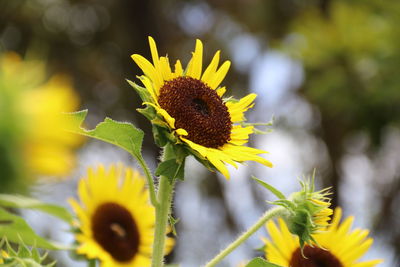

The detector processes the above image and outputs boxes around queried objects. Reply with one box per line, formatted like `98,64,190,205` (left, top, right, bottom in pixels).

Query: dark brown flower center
289,245,344,267
91,202,140,262
158,77,232,148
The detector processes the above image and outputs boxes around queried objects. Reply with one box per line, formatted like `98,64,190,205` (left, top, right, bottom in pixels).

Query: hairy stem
137,156,158,207
204,207,285,267
87,259,96,267
152,146,176,267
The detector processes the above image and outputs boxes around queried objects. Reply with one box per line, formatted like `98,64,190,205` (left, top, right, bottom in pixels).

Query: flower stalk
137,155,158,206
87,259,96,267
152,145,176,267
204,206,286,267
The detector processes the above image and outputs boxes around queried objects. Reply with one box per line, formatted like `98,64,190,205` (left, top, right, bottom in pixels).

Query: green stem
87,259,96,267
152,146,176,267
137,156,158,207
204,207,285,267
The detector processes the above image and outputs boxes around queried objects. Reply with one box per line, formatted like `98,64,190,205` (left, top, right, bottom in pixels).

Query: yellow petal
207,153,230,179
131,54,163,91
174,59,183,77
226,93,257,122
181,137,208,157
159,56,173,81
201,50,220,86
148,36,161,72
139,75,158,101
229,125,254,143
208,60,231,89
216,86,226,97
186,39,203,79
143,102,176,128
176,128,188,136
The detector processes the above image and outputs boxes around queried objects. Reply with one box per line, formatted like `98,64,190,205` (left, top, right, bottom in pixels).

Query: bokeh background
1,0,399,266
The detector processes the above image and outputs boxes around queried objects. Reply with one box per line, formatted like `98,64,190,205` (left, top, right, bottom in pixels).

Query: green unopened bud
253,171,333,249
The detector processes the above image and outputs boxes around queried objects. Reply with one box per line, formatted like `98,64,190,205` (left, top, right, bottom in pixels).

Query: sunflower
0,52,82,191
263,207,383,267
69,164,174,267
20,74,83,176
130,37,272,178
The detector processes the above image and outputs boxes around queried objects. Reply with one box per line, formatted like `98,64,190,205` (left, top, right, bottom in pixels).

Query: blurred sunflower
69,164,174,267
263,207,383,267
130,37,272,178
0,52,82,192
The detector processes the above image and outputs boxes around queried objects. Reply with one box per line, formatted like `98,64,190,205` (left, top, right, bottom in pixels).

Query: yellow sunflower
69,164,174,267
263,207,383,267
0,52,82,191
130,37,272,178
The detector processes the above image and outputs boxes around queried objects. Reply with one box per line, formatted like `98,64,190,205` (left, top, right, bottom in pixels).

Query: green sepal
242,118,274,135
286,208,313,249
252,177,286,200
223,96,238,103
1,238,57,266
0,194,73,223
155,158,186,183
245,257,284,267
126,79,152,103
0,209,69,250
168,215,180,236
155,143,187,184
255,244,267,253
137,105,157,121
151,118,171,129
269,199,296,210
152,124,178,147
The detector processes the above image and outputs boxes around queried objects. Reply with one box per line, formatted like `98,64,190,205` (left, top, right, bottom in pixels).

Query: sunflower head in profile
263,207,383,267
129,37,273,179
285,178,333,247
69,164,174,267
260,174,333,248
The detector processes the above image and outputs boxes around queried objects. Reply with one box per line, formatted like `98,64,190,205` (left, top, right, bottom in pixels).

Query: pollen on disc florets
158,76,232,148
91,202,140,262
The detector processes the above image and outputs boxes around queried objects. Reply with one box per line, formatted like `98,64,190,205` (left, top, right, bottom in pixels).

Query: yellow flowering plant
0,38,384,267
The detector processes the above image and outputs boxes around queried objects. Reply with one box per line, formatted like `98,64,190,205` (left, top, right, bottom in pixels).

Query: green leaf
0,194,73,222
63,110,144,160
0,208,68,250
245,257,284,267
155,158,185,183
252,177,286,200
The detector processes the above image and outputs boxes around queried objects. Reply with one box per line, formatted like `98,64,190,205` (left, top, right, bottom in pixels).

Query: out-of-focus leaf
252,177,286,200
0,194,73,222
0,208,68,250
245,257,284,267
